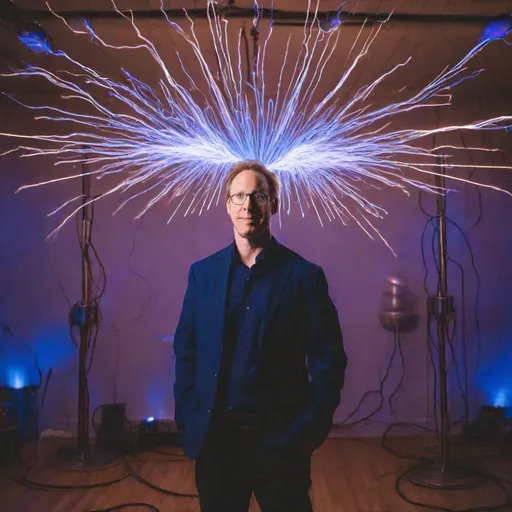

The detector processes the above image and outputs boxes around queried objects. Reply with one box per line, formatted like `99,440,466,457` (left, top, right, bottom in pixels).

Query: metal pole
408,157,480,489
434,158,450,472
77,158,92,460
2,2,508,25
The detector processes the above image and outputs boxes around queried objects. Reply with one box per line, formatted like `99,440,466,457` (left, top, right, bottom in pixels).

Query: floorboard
0,436,510,512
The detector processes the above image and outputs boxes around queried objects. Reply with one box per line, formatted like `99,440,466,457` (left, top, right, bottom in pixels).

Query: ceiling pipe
0,2,510,26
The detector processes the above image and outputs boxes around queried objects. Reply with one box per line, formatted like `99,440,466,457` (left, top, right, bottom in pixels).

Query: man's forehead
231,171,268,191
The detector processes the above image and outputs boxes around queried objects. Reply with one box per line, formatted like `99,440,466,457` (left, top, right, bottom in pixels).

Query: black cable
445,217,482,393
132,451,188,463
110,321,122,403
427,316,440,440
145,447,187,458
447,255,470,420
395,461,512,512
2,462,130,491
445,315,470,422
122,455,198,498
39,368,52,411
89,504,160,512
387,329,405,422
334,328,400,428
431,224,471,422
381,421,434,461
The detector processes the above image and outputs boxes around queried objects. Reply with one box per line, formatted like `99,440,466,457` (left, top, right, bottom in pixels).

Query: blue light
145,416,155,422
18,23,53,55
319,12,342,33
478,337,512,412
8,368,27,389
1,0,512,254
493,389,509,408
481,18,512,42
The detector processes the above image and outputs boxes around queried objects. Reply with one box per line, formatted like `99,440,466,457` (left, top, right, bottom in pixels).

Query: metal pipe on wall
0,1,509,26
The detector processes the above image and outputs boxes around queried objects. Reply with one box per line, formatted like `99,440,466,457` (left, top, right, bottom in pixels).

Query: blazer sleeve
297,265,347,447
173,263,198,431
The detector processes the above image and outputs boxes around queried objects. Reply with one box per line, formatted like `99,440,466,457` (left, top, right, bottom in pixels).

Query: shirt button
214,373,217,378
207,409,211,414
246,306,250,310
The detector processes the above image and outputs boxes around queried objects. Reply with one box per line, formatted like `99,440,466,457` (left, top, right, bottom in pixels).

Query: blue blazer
173,238,347,460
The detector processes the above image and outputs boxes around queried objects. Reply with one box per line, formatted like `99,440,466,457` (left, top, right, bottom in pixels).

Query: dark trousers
194,416,313,512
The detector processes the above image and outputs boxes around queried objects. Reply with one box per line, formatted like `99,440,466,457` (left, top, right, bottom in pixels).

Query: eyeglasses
229,192,268,206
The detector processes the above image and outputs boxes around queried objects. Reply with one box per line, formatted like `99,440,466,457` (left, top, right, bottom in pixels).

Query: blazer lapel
212,243,232,352
258,242,293,348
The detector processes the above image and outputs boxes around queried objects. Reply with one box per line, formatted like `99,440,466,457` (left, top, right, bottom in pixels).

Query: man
173,160,347,512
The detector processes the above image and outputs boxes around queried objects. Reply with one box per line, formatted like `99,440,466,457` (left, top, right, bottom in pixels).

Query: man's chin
236,225,269,239
239,228,257,238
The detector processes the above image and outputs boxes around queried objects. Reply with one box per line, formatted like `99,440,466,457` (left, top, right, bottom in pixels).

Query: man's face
226,170,272,240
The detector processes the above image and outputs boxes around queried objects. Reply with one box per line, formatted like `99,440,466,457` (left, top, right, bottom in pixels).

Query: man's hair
224,160,281,207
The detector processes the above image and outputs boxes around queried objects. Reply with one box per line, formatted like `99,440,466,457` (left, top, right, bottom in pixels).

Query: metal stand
46,155,115,469
408,158,481,490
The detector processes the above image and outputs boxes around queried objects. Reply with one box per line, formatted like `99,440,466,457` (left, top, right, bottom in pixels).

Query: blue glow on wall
1,324,76,389
29,324,77,371
493,388,509,408
478,337,512,409
7,368,28,389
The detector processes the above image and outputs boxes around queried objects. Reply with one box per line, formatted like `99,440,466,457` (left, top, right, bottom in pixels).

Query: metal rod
408,159,481,490
434,156,450,471
77,156,92,460
0,1,508,25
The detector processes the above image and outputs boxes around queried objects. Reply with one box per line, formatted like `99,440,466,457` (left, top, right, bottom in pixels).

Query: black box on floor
95,403,127,454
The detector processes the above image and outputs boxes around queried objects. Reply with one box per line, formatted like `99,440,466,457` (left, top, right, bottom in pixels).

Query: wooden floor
1,436,511,512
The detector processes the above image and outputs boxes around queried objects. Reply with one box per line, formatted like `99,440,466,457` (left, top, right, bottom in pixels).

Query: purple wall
0,99,511,437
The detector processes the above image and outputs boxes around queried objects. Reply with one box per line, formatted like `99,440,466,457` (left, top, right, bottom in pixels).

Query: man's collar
231,235,279,265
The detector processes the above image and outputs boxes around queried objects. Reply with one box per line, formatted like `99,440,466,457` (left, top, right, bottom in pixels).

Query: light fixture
214,0,235,11
379,273,418,332
319,12,342,33
140,416,158,434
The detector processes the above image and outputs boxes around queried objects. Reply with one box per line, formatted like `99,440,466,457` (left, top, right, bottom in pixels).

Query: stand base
408,462,483,490
45,443,118,471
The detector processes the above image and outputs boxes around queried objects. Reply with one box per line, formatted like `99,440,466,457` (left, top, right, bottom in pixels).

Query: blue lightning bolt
1,0,512,255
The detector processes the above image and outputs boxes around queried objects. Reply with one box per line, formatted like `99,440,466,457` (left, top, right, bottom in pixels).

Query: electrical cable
387,329,405,423
89,504,160,512
381,421,435,461
122,455,198,498
1,460,130,491
431,222,472,422
445,217,483,396
144,446,187,458
333,327,401,428
395,461,512,512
